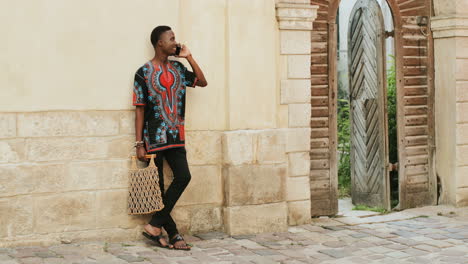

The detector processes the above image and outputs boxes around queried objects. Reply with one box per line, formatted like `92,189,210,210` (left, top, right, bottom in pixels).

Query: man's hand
180,45,208,87
177,44,191,58
136,146,148,162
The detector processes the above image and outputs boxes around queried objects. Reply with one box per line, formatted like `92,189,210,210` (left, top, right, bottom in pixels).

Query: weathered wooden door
348,0,390,210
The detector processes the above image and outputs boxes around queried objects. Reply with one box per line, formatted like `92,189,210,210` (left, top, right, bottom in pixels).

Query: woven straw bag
128,154,164,215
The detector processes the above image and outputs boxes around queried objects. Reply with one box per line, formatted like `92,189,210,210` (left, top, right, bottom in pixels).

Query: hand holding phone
175,44,182,56
175,44,191,58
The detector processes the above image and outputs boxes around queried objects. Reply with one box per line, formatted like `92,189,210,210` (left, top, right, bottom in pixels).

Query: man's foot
169,234,191,251
143,224,172,249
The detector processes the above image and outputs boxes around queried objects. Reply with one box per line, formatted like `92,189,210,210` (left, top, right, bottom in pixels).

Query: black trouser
148,147,191,238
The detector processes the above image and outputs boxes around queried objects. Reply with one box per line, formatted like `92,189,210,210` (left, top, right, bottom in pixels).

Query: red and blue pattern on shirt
133,60,196,153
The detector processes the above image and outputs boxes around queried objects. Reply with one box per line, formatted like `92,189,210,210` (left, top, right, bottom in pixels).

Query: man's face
158,30,177,55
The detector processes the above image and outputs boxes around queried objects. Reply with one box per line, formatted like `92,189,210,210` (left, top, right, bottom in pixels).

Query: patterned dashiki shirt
133,60,197,153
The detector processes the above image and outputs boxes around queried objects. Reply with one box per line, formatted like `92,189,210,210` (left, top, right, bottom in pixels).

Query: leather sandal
169,234,191,251
142,231,170,249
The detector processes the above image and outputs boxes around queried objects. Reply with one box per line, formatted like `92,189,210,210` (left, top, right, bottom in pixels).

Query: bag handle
131,154,157,169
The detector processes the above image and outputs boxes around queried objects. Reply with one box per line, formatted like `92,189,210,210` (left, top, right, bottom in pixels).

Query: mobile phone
175,44,181,56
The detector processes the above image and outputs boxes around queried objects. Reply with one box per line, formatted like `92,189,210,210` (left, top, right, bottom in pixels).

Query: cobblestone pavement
1,205,467,264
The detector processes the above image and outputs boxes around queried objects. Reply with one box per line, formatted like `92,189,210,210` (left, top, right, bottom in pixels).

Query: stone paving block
439,249,467,256
441,228,464,233
347,256,368,263
384,243,408,250
367,246,393,254
322,226,345,231
413,244,442,252
242,255,280,264
444,233,466,239
318,249,350,258
0,255,13,262
194,232,229,240
258,242,285,250
451,244,468,252
34,251,59,258
308,253,334,260
235,239,266,250
391,230,420,238
216,255,252,264
9,248,44,259
403,248,427,257
252,249,280,256
437,256,468,263
373,232,398,239
170,257,199,264
17,257,43,264
202,248,229,255
280,259,309,264
136,250,161,259
423,239,453,248
232,234,256,240
351,241,375,248
266,254,290,262
322,241,347,248
277,249,308,260
404,257,430,264
389,238,420,246
361,236,391,245
226,248,256,256
350,233,370,238
426,233,449,240
411,235,432,242
385,251,411,258
366,254,386,260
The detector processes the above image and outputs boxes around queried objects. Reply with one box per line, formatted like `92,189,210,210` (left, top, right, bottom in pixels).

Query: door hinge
385,31,394,38
388,162,398,172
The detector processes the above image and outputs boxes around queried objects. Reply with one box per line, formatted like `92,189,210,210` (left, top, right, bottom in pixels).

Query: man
132,25,207,250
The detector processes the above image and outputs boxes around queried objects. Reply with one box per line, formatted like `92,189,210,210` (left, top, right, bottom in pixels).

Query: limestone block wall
276,0,318,226
222,130,288,235
0,111,225,246
432,0,468,207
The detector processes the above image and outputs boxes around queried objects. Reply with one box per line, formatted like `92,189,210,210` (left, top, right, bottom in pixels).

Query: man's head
150,25,177,55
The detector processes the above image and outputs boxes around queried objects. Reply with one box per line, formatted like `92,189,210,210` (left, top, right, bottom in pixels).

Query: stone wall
432,0,468,207
0,0,319,247
0,111,312,246
0,111,223,246
276,0,318,226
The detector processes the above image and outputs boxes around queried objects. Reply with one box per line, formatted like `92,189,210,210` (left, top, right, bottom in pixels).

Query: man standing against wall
132,26,207,250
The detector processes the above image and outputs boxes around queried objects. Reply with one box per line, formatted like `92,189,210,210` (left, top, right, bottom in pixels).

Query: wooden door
348,0,390,210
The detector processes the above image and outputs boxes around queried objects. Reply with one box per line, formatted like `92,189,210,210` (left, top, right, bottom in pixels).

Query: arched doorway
309,0,436,216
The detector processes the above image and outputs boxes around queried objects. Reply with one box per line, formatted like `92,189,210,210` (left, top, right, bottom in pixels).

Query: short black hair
150,25,172,47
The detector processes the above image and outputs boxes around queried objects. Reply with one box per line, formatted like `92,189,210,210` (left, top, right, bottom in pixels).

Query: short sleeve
132,68,148,106
173,61,197,87
183,69,197,88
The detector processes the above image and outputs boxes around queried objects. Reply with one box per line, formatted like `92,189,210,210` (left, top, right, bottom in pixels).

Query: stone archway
309,0,437,216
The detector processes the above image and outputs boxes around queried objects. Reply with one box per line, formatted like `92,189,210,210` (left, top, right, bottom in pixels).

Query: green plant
387,55,398,164
352,204,389,214
337,98,351,196
122,243,134,247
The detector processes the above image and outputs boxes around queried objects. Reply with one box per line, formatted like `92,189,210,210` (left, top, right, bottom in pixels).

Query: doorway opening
335,0,399,215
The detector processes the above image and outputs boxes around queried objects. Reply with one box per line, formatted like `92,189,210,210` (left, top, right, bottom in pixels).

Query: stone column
276,0,318,225
432,0,468,207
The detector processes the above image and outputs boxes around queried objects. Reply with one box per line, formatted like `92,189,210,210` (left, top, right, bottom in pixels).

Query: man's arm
179,45,207,87
135,106,147,161
186,55,207,87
